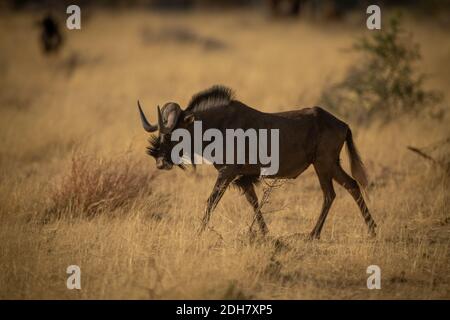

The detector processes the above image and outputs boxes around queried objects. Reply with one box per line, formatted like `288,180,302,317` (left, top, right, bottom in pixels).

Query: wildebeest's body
138,85,376,239
187,101,347,179
184,101,318,178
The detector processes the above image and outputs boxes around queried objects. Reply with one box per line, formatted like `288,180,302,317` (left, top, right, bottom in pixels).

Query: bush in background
320,16,444,124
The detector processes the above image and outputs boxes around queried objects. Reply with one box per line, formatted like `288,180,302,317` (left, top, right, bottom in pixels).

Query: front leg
198,167,237,234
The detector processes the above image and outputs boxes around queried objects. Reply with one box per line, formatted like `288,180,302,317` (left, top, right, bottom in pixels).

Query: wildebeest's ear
183,113,195,125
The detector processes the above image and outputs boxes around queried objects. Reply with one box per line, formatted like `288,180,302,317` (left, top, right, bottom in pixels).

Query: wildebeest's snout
156,157,173,170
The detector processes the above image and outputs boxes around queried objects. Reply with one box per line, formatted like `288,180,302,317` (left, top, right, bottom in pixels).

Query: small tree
320,16,443,124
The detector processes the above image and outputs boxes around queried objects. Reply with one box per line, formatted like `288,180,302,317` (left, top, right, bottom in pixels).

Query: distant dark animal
39,14,63,54
269,0,302,16
138,85,376,239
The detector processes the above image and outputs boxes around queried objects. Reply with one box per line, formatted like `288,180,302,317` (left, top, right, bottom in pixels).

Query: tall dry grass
46,151,155,220
0,9,448,299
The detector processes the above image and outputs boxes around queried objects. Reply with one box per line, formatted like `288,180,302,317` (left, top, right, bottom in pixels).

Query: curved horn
163,103,182,132
137,100,158,132
166,112,177,131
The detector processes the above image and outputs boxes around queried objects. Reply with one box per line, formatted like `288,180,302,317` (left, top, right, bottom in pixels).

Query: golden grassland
0,9,449,299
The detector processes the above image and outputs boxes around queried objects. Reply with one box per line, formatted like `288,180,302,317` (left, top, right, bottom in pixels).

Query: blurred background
0,0,449,299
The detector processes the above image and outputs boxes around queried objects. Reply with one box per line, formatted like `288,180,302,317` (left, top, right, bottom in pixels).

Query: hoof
260,228,269,237
197,225,206,236
368,224,377,238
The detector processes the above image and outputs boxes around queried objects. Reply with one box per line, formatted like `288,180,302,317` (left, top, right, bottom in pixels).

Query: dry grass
46,151,155,219
0,9,449,299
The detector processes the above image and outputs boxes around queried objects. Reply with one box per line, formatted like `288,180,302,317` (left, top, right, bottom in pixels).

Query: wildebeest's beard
147,134,186,170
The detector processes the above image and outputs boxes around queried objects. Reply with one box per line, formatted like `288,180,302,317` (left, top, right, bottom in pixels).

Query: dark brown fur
143,85,376,239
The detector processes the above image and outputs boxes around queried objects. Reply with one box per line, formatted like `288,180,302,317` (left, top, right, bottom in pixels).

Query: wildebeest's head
137,101,194,170
138,85,234,170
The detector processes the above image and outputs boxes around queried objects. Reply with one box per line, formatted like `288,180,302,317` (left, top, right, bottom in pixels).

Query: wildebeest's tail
345,128,369,191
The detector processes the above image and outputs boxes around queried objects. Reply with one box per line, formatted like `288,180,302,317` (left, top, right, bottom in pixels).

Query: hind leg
243,184,269,235
309,163,336,240
333,163,377,237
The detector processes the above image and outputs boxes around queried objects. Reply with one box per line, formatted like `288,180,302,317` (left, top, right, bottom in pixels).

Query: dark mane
185,85,235,113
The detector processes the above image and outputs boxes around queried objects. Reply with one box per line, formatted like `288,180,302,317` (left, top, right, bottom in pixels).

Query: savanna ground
0,8,449,299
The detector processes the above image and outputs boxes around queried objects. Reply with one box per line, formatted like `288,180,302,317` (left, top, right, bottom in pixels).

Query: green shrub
320,16,443,124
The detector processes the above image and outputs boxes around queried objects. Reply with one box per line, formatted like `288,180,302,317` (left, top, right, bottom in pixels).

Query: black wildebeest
138,85,376,239
38,14,63,55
